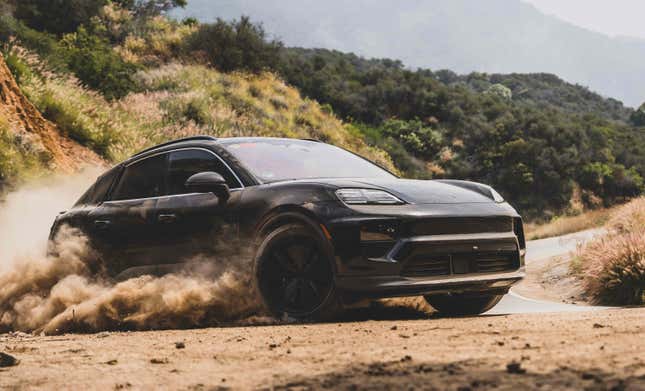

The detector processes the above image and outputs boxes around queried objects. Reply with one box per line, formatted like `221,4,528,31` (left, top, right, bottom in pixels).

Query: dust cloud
0,170,263,335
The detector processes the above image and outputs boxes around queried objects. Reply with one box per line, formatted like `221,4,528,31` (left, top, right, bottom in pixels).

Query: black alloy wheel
256,223,338,319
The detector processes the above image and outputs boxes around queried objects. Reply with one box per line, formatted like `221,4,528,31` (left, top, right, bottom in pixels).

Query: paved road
486,228,607,314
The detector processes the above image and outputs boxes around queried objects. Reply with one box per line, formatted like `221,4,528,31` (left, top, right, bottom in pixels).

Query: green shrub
2,49,32,83
0,15,66,70
189,16,282,73
12,0,108,35
60,26,139,99
631,103,645,127
0,117,49,189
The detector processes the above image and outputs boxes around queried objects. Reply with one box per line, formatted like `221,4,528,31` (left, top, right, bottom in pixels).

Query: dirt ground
1,306,643,390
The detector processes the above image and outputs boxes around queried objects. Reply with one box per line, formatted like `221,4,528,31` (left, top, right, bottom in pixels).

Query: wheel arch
253,205,338,274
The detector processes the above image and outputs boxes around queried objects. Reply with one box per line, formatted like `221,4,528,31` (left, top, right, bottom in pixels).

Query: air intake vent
400,252,520,277
476,254,519,273
401,255,451,277
409,217,513,236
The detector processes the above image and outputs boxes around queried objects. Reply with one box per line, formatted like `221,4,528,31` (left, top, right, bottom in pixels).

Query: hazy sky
523,0,645,39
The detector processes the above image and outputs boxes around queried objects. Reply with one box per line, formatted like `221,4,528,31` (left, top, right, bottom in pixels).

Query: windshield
222,139,396,182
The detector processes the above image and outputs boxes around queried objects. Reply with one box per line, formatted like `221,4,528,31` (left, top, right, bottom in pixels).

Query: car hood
281,178,498,204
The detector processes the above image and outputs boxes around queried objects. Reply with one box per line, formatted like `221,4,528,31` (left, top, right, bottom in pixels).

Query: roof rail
131,136,218,158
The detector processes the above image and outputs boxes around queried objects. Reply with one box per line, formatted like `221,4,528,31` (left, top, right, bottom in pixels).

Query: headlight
336,189,404,205
489,188,504,203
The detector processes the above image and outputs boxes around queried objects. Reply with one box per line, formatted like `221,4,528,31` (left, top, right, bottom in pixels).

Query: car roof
216,137,321,144
123,136,322,164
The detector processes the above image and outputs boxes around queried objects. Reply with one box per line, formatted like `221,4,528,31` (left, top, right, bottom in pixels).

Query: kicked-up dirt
0,307,643,390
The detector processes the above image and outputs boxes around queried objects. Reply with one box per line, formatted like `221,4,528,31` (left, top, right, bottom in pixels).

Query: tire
255,223,340,320
424,293,503,316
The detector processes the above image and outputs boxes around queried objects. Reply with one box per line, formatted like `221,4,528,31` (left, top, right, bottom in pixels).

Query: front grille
408,217,513,236
400,251,520,278
400,255,451,277
476,254,518,273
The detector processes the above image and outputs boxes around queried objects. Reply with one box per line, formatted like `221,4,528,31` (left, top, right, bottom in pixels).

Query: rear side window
111,154,167,201
74,167,119,206
167,149,241,195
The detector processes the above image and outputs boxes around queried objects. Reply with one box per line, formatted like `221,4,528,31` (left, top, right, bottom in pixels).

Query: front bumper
337,267,525,298
327,210,526,299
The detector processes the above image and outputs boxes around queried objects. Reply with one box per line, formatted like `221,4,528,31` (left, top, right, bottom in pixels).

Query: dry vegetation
573,197,645,305
525,208,614,240
12,49,395,171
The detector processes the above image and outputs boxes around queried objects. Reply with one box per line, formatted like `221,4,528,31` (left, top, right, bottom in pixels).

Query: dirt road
1,231,643,390
1,308,643,390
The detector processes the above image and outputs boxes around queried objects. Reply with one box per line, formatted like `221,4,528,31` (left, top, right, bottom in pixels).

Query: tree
60,26,138,99
11,0,186,34
485,83,512,100
189,16,283,73
630,103,645,127
114,0,187,17
12,0,107,34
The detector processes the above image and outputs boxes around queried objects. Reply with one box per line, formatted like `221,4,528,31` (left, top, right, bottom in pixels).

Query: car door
87,153,169,276
153,148,243,262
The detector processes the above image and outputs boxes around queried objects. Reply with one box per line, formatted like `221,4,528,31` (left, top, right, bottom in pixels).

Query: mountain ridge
174,0,645,107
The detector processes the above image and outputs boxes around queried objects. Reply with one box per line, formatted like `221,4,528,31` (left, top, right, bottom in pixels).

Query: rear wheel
424,293,503,316
255,223,340,320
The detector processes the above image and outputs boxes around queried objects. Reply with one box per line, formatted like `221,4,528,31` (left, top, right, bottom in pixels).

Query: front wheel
255,223,340,320
424,293,503,316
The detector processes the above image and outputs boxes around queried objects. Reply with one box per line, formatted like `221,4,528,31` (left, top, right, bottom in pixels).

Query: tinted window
222,139,395,182
167,149,240,195
111,154,167,200
74,167,119,206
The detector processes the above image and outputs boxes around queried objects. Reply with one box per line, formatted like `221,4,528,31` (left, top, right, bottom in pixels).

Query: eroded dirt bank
1,307,643,390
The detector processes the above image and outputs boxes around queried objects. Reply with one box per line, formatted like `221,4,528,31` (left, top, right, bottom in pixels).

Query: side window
167,149,240,195
111,154,167,201
74,167,119,206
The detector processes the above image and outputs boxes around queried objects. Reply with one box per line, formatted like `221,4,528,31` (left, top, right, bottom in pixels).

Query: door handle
94,220,111,230
158,213,177,223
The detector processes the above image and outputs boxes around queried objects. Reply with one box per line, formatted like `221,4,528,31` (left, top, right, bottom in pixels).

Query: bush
0,117,48,189
189,16,282,73
60,26,139,99
2,49,32,84
576,197,645,305
12,0,108,35
631,103,645,127
0,15,66,70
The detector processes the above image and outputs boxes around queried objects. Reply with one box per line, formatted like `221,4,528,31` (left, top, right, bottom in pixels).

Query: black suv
50,136,526,319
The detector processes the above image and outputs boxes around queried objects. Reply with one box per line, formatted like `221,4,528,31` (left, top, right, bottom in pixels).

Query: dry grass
574,197,645,305
12,51,396,171
525,208,615,240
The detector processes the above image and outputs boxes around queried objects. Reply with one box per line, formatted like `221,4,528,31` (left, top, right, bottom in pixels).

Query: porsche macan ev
50,136,526,319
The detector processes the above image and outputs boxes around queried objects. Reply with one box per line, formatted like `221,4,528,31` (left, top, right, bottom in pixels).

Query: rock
506,361,526,374
593,323,605,329
390,325,398,330
105,359,118,365
0,352,19,367
150,358,169,364
175,342,185,349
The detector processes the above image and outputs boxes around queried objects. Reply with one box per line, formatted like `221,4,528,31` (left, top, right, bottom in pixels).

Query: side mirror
185,171,230,202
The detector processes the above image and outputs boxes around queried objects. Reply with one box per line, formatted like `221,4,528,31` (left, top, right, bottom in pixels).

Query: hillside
277,47,645,216
0,53,102,190
175,0,645,108
0,2,642,219
282,48,635,124
439,71,633,123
